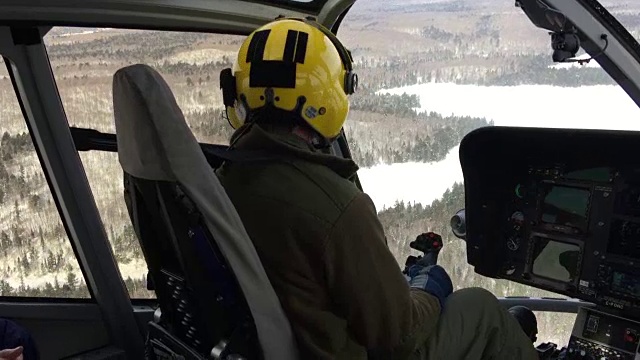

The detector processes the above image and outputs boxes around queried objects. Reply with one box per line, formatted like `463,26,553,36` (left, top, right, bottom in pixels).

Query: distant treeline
46,31,241,62
188,108,234,144
390,2,473,13
0,275,148,299
155,60,233,77
346,92,491,167
349,116,490,167
356,53,616,89
350,93,421,117
479,55,616,87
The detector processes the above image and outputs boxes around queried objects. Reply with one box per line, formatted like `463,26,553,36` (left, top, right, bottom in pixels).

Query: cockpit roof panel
0,0,351,34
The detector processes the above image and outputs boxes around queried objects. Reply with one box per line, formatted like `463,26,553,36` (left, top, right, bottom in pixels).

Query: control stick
403,232,443,274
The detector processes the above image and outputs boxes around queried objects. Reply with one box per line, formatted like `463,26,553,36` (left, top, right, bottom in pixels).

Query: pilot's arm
323,192,448,359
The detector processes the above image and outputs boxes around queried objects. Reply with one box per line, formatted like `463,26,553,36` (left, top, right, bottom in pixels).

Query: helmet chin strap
311,137,333,151
292,125,332,151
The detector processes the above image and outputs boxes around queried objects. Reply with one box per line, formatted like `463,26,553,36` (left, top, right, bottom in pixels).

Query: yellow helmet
219,17,358,140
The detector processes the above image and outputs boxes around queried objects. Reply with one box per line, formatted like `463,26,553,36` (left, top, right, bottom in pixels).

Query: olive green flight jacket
216,124,441,359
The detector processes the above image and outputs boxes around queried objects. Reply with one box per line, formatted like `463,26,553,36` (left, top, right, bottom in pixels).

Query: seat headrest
113,64,298,360
113,64,205,181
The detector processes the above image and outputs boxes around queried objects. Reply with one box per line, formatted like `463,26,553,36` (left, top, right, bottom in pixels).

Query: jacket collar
229,123,360,180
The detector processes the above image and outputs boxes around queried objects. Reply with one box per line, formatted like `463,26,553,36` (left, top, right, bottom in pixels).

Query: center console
567,308,640,359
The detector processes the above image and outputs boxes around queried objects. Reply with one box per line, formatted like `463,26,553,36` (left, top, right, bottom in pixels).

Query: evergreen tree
19,274,25,293
1,231,9,249
66,271,77,291
13,200,20,225
0,280,12,296
39,227,45,253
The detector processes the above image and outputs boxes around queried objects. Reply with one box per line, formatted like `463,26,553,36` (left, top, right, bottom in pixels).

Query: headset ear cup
220,68,237,107
345,71,358,95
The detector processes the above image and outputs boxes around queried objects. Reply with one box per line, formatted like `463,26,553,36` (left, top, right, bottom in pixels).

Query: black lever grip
404,232,443,272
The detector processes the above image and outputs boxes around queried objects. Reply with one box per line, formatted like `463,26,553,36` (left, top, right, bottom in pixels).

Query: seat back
113,64,298,360
123,176,258,359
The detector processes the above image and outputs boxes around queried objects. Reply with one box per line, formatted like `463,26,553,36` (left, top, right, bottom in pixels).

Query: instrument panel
459,126,640,317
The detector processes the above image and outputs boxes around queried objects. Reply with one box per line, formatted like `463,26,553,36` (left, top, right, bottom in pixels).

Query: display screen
615,186,640,217
532,237,580,283
565,167,612,182
540,185,590,232
612,270,640,298
607,219,640,259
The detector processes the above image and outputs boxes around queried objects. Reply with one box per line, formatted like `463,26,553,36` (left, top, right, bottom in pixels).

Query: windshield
338,0,640,346
600,0,640,38
1,0,639,351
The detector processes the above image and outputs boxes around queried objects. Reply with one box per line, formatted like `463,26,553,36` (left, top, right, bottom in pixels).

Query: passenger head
220,17,358,147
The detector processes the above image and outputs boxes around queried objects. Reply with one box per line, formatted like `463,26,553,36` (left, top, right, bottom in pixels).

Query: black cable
564,34,609,65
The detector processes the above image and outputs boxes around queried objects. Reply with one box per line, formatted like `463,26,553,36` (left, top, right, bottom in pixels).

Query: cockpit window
601,2,640,31
28,0,640,342
0,57,90,299
592,0,640,44
44,29,246,298
339,0,640,346
44,29,238,144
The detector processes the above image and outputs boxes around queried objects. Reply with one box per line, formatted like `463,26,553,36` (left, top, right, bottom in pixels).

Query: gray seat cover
112,64,298,360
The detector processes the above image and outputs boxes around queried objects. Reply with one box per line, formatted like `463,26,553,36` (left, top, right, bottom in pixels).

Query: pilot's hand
407,264,453,309
0,347,23,360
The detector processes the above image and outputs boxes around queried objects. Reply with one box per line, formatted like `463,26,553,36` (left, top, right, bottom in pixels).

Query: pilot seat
112,64,298,360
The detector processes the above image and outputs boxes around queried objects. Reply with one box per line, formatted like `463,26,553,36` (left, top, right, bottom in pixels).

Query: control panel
496,164,640,315
565,307,640,359
459,126,640,317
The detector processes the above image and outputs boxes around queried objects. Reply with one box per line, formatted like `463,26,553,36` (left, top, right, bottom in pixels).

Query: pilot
216,17,539,360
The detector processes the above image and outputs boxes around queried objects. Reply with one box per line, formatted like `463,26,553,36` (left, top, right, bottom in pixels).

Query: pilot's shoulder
289,160,363,210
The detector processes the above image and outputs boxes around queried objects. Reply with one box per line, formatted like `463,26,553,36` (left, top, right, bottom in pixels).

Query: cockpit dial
507,236,521,251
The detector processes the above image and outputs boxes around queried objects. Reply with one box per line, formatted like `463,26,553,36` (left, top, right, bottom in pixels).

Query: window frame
0,0,355,36
0,25,146,357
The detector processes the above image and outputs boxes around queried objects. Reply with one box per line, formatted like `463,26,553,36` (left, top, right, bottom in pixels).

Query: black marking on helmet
248,29,309,88
294,32,308,64
246,30,270,63
282,30,297,63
